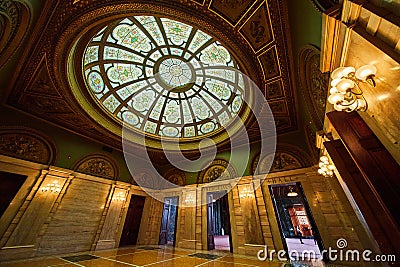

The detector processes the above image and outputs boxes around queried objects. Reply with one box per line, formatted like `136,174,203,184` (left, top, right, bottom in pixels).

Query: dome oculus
83,16,244,138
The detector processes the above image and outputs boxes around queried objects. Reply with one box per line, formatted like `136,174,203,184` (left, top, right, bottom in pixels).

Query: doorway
207,191,232,252
0,171,27,219
159,196,178,246
119,194,146,247
270,182,324,260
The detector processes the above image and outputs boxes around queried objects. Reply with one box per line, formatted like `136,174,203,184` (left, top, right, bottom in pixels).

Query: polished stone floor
0,245,341,267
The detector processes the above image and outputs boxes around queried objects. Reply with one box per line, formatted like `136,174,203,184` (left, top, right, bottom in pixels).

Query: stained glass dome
83,16,244,139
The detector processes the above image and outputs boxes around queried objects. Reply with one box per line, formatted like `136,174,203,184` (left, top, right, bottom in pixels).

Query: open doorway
120,194,146,247
270,182,324,260
207,191,232,252
159,196,178,246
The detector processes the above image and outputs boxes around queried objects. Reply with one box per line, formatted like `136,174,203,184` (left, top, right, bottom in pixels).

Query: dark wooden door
119,194,146,247
0,171,26,219
220,192,233,252
207,193,215,250
159,199,171,245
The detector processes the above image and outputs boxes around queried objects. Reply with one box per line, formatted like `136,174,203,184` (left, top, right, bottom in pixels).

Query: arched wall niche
252,143,311,175
73,153,119,180
0,126,57,165
0,0,32,68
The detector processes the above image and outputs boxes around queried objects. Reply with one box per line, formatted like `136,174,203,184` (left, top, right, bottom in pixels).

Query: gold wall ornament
73,154,119,179
252,144,311,175
0,127,57,165
197,159,238,183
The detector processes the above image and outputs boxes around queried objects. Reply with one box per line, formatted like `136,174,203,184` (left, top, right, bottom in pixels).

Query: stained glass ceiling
83,16,244,139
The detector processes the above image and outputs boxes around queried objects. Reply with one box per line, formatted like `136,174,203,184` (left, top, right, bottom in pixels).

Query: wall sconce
318,155,335,177
328,65,376,112
41,180,62,193
287,186,298,197
184,193,195,204
112,191,126,202
239,187,253,198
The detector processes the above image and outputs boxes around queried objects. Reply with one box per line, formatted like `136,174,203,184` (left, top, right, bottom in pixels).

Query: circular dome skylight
83,16,244,139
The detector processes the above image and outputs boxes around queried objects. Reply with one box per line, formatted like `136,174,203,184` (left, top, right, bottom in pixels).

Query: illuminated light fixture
112,191,126,202
318,155,335,177
239,187,253,198
184,193,195,204
328,65,376,112
41,180,62,193
287,186,298,197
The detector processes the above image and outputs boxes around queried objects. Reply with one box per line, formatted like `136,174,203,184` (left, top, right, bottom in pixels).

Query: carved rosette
74,154,119,179
0,127,56,165
197,159,237,183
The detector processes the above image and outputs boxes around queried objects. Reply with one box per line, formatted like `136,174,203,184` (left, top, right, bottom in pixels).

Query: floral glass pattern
83,16,244,138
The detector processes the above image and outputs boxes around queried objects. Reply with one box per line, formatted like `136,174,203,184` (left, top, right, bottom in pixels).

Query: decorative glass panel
83,15,244,138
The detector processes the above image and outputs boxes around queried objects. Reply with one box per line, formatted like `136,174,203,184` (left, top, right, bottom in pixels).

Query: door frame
119,194,146,247
206,190,233,252
158,196,179,246
269,182,326,261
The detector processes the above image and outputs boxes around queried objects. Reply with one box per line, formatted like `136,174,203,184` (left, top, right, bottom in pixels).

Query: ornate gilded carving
299,46,329,129
164,169,186,186
0,127,56,165
210,0,255,25
258,47,280,80
252,144,311,175
240,3,272,52
197,159,237,183
74,155,118,179
0,0,30,68
269,100,288,116
265,79,284,100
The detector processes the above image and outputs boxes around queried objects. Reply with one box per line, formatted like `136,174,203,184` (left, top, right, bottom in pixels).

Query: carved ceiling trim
209,0,260,27
0,126,57,165
73,153,119,180
298,45,329,130
238,1,274,54
0,0,31,68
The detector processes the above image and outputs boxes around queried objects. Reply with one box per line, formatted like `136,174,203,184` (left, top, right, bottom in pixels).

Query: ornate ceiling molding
0,0,31,68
